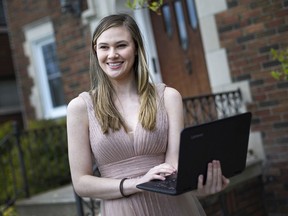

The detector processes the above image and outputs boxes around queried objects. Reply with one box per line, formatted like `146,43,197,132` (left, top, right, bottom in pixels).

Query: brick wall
5,0,90,121
216,0,288,214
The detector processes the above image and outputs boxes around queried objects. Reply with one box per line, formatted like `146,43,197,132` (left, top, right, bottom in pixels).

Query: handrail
183,89,243,126
0,122,30,215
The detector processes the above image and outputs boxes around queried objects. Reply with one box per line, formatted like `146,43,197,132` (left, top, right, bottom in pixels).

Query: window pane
186,0,198,30
42,42,65,108
162,4,173,38
174,1,189,50
42,43,59,76
49,77,65,107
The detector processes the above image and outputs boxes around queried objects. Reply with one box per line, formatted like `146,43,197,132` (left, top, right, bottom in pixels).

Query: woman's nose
108,49,119,58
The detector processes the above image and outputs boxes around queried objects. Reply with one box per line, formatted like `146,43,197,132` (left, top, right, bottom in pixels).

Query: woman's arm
67,96,138,199
163,86,184,169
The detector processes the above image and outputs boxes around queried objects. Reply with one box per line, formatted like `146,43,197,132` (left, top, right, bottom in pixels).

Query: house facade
3,0,288,214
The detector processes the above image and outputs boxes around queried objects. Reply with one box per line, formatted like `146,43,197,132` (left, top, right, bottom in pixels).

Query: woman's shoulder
162,85,182,100
67,93,89,115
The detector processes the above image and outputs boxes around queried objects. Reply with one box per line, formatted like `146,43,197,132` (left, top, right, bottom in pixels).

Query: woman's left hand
195,160,230,197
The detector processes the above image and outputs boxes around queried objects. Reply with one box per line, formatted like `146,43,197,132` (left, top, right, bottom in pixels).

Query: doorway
150,0,211,97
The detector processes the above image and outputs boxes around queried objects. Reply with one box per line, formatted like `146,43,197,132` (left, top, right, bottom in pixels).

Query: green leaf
271,71,281,80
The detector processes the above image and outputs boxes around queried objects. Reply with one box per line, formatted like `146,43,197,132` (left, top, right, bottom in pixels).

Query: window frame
24,19,66,119
32,36,66,119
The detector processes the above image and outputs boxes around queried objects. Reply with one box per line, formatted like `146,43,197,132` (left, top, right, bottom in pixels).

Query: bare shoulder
163,86,182,102
67,96,87,116
163,86,183,114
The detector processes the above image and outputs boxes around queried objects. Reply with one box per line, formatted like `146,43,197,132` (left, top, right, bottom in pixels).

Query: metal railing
183,89,243,127
0,122,70,215
0,123,29,215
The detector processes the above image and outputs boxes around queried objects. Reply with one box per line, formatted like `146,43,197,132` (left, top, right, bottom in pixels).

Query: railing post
74,190,84,216
13,121,30,198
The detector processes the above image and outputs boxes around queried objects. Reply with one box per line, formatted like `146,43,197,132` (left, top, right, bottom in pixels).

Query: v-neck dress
79,83,206,216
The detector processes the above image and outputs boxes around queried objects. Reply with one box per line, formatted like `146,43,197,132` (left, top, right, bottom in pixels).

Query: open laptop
136,112,252,196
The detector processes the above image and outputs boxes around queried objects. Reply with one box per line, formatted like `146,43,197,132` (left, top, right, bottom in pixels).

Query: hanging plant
125,0,163,14
270,48,288,81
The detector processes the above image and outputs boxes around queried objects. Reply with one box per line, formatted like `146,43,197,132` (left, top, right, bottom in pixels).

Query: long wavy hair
90,14,157,134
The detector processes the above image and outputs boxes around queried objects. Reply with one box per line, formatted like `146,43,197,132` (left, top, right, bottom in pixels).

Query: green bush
0,118,70,206
270,48,288,80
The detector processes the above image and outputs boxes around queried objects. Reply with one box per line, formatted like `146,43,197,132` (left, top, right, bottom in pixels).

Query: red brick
244,23,265,34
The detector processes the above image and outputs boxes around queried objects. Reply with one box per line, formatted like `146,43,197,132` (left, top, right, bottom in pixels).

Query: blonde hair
90,14,157,133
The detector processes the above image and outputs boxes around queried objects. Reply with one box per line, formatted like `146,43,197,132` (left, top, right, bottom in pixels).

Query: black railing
0,122,70,215
0,123,29,215
183,89,243,127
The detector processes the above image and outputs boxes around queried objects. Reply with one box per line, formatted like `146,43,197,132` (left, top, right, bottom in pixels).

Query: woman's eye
99,46,108,50
118,44,127,48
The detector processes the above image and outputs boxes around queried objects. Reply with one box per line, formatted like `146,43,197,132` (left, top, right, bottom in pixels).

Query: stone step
15,184,100,216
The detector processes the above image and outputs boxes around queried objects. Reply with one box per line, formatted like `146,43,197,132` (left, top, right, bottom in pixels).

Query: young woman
67,13,229,216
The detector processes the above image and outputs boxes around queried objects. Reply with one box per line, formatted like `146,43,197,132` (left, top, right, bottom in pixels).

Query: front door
150,0,211,97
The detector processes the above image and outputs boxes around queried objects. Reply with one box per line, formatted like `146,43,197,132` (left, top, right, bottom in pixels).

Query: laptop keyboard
153,173,177,190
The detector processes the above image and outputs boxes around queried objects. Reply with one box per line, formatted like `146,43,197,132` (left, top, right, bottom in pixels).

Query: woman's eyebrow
97,42,108,46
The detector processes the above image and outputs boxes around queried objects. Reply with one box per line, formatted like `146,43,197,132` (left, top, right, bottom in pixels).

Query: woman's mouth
108,62,123,69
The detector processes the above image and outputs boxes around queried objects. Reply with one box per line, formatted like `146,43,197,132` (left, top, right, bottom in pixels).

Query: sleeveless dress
79,83,206,216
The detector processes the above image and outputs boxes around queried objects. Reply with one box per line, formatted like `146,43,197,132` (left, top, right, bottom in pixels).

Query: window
174,0,189,50
34,36,66,117
24,19,66,119
186,0,198,30
162,4,173,38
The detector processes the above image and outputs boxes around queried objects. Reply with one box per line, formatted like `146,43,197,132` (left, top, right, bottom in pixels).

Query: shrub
0,118,70,207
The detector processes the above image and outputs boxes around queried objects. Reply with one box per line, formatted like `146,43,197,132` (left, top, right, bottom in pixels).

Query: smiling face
95,26,137,82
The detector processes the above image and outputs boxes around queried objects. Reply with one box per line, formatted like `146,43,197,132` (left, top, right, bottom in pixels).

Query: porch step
15,184,100,216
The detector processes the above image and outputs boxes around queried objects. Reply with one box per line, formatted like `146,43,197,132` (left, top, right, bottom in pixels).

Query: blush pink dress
79,83,206,216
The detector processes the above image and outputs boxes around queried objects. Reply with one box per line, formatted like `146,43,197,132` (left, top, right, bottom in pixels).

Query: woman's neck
112,78,138,99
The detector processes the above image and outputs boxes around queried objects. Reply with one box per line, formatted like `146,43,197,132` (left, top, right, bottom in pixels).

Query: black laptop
136,112,252,196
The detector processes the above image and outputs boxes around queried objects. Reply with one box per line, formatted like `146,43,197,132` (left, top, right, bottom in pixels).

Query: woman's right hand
136,163,177,187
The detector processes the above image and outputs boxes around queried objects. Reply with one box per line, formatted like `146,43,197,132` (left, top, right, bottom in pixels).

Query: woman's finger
197,175,204,189
205,162,213,190
215,161,222,192
211,161,218,193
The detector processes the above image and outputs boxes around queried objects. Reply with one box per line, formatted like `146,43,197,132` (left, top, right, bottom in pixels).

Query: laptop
136,112,252,196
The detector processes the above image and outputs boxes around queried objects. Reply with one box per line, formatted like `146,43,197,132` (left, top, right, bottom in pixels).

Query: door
150,0,211,98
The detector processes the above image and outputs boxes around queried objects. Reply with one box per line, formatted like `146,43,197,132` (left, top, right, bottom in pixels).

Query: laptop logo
190,133,204,140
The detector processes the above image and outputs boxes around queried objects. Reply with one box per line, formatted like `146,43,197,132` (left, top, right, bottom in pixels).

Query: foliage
125,0,163,14
3,207,18,216
21,122,70,195
0,119,70,209
27,117,66,129
270,48,288,81
0,121,14,140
